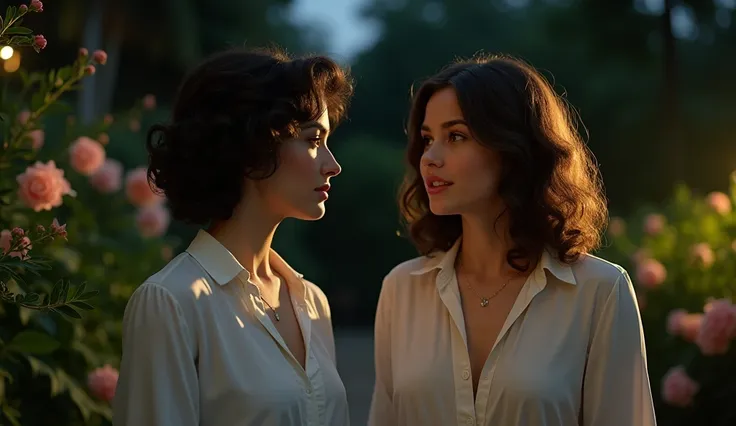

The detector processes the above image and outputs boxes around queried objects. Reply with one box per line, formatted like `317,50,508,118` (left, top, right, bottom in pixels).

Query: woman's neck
208,195,282,282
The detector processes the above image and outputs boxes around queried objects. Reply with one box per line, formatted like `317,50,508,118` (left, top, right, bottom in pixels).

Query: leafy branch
0,2,45,52
1,53,105,165
0,280,97,318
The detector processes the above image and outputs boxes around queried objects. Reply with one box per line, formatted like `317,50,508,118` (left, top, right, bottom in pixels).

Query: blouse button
462,369,470,380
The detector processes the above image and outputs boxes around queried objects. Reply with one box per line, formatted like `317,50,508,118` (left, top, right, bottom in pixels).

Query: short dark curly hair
146,46,354,225
400,54,607,271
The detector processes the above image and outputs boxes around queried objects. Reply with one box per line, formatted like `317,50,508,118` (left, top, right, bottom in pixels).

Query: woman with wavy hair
368,55,655,426
113,47,353,426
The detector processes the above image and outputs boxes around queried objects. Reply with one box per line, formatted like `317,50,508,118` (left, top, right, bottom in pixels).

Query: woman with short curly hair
114,46,353,426
369,55,655,426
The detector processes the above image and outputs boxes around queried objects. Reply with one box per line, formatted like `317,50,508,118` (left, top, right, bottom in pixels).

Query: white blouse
368,239,656,426
113,230,349,426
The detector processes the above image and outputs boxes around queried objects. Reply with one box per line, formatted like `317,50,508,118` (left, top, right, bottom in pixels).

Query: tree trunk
662,0,684,182
78,0,106,124
97,25,123,116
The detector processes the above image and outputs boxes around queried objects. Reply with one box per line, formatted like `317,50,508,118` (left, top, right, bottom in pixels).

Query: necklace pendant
480,298,490,307
274,312,280,321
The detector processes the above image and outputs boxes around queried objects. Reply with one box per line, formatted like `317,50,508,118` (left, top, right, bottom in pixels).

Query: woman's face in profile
255,107,342,221
419,87,502,217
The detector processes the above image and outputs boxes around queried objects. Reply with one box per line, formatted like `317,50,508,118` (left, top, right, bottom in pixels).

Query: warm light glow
3,51,20,73
0,46,13,60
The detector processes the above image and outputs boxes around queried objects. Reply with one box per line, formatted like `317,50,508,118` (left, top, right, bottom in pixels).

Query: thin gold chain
458,258,512,307
256,276,283,321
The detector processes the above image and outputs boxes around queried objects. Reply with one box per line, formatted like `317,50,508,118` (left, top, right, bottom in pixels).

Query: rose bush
0,3,175,425
603,173,736,425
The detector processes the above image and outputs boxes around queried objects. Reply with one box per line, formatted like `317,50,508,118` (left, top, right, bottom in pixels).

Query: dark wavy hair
399,54,607,271
146,46,353,225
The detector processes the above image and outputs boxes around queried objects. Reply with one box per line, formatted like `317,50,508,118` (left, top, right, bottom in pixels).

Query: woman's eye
422,135,433,146
449,132,466,142
308,137,321,148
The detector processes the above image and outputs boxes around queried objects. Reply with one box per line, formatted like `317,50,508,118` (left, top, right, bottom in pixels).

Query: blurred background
3,0,736,424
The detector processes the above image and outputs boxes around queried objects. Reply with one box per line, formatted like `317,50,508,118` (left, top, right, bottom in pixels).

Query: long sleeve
582,271,656,426
367,274,396,426
113,282,200,426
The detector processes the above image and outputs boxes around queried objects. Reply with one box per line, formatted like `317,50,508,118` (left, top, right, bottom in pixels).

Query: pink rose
85,65,96,76
136,204,170,238
30,0,43,12
706,191,731,215
17,110,30,124
92,50,107,65
695,299,736,355
78,47,88,58
89,159,123,193
69,136,105,176
608,216,625,237
16,161,75,212
34,34,47,50
666,309,702,341
690,242,715,268
87,365,118,402
661,366,699,407
0,229,32,259
643,213,665,235
142,94,156,110
682,314,704,342
29,129,44,150
125,167,163,207
635,258,667,289
667,309,687,335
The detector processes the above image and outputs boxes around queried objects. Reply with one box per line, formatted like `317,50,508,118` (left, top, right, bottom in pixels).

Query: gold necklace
256,276,282,321
457,258,512,307
260,296,280,321
463,275,510,307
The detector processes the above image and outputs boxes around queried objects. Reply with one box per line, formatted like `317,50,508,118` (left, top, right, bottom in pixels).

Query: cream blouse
369,239,656,426
113,230,349,426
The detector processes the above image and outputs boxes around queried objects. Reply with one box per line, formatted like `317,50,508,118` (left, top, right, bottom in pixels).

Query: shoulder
302,278,332,318
383,254,439,284
568,253,640,325
127,252,218,319
569,253,630,295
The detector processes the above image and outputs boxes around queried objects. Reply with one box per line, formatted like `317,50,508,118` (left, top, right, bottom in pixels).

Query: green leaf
51,305,82,319
8,35,31,46
61,281,70,303
49,280,62,304
77,290,99,301
72,282,87,299
23,292,40,304
57,66,72,81
70,301,94,311
5,330,60,354
5,6,15,27
3,26,31,35
1,401,22,426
